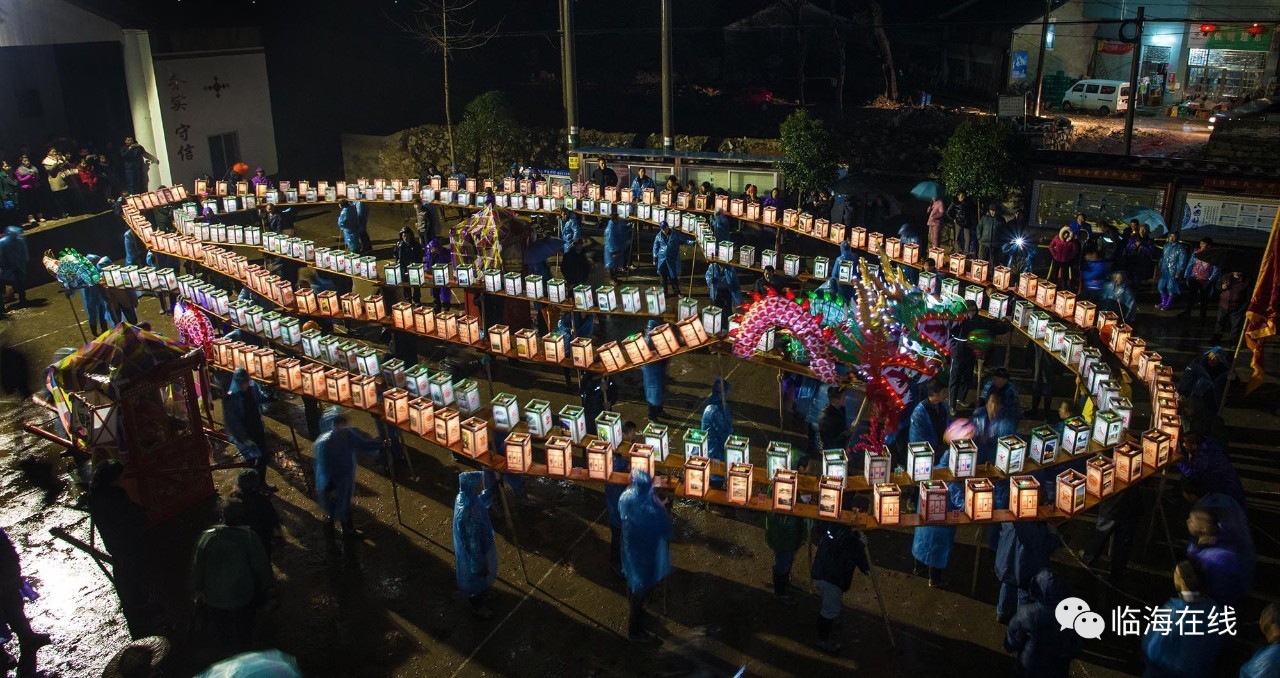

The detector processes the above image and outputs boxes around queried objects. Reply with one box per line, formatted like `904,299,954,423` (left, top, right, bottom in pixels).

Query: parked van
1060,80,1131,116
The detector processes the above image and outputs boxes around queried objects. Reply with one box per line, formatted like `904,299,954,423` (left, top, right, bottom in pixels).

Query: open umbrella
1123,208,1168,237
196,650,302,678
524,237,564,265
910,181,945,202
1191,246,1236,271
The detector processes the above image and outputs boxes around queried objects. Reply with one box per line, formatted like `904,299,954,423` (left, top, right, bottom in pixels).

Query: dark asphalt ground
0,202,1275,677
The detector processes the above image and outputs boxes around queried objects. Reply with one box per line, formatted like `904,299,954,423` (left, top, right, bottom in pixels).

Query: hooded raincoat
559,212,581,252
653,226,693,281
711,209,733,243
224,368,267,459
313,408,382,523
994,521,1057,619
640,320,667,408
700,379,733,464
1141,593,1222,677
1157,241,1189,296
1004,569,1082,678
0,227,29,283
911,449,965,569
453,471,498,598
618,469,673,595
604,217,632,270
970,403,1019,465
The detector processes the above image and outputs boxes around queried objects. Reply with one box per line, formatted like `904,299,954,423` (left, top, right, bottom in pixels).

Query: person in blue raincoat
822,241,859,302
604,451,631,573
976,367,1020,421
337,199,361,253
1186,506,1252,607
224,367,272,481
704,261,741,330
453,470,499,619
1156,232,1189,310
700,378,732,484
559,208,581,252
970,390,1018,465
426,237,453,311
640,319,668,420
630,168,655,197
80,256,112,335
313,407,382,539
1142,561,1222,678
653,221,694,296
0,226,29,311
1004,568,1082,678
354,200,371,252
912,432,966,587
123,228,145,266
994,521,1057,623
1100,271,1137,321
604,215,632,282
908,379,949,451
619,469,673,642
1240,603,1280,678
711,209,733,243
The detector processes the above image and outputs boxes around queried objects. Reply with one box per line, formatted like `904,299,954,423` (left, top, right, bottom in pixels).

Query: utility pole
1032,0,1051,117
560,0,579,156
660,0,674,151
1123,6,1145,156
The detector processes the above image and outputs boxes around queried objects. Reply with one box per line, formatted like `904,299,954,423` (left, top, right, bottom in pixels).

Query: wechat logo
1056,597,1105,639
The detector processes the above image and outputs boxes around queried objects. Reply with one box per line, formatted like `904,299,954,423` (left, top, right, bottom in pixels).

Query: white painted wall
151,51,278,182
122,30,170,190
0,0,123,48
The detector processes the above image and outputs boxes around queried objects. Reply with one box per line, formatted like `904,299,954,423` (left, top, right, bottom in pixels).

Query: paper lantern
455,379,482,415
947,253,966,277
316,291,339,317
543,436,571,476
643,423,669,461
992,265,1011,290
1060,417,1092,457
822,449,848,479
543,278,565,304
1046,323,1067,353
873,483,900,525
1017,272,1038,300
300,365,326,397
649,324,680,356
1010,476,1041,518
996,435,1027,474
829,222,847,244
428,372,455,407
541,332,563,363
1159,414,1182,452
1034,281,1056,310
1086,455,1116,498
676,317,708,346
1063,334,1085,365
1012,299,1033,327
441,311,460,339
458,316,480,345
965,478,995,521
917,269,935,293
919,480,949,523
593,411,622,450
1113,396,1133,430
684,457,710,498
487,324,512,354
514,328,539,359
865,446,891,485
987,292,1010,318
782,254,801,278
941,278,961,297
683,428,708,458
1097,310,1119,335
405,364,430,397
1139,352,1162,382
500,432,532,473
765,442,793,479
1109,324,1132,356
1054,290,1076,320
724,435,750,467
1029,422,1059,465
629,443,656,478
812,256,831,279
969,259,989,283
643,287,667,316
276,358,302,392
1125,337,1147,369
570,337,595,368
482,268,502,292
1055,469,1087,515
1073,300,1097,329
884,237,902,261
619,286,641,314
598,341,627,372
738,245,756,268
808,476,839,518
772,470,797,511
700,306,723,336
596,286,618,312
1142,429,1171,468
948,439,977,478
407,398,434,437
434,408,461,447
725,463,753,505
621,333,654,364
908,442,933,482
350,375,378,410
1029,311,1051,340
584,440,613,480
717,240,735,263
525,399,553,438
1113,440,1143,483
963,284,985,309
1099,381,1122,412
460,417,489,458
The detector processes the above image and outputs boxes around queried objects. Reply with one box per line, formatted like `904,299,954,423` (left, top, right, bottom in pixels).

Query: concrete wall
1204,119,1280,164
1009,0,1094,87
0,46,70,154
0,0,122,47
152,51,278,183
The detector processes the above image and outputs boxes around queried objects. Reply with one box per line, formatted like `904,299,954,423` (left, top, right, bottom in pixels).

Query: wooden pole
861,536,896,648
497,481,532,585
384,444,403,525
66,291,89,344
1226,207,1279,409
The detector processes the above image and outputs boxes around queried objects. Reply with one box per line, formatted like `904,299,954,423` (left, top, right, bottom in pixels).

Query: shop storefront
1185,25,1278,101
1030,172,1165,231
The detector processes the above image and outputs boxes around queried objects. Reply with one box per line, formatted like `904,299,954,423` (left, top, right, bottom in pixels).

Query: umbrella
524,237,564,264
1191,246,1236,271
910,181,945,202
196,650,302,678
1123,209,1168,237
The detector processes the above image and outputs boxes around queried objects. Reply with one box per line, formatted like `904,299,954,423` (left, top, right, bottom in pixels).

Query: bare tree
870,1,898,101
829,0,847,120
396,0,502,166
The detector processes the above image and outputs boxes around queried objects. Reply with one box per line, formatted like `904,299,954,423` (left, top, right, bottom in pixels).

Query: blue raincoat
911,449,964,569
828,241,858,301
640,320,667,408
313,409,382,523
898,223,921,246
1141,594,1222,677
631,174,655,197
560,212,581,252
653,226,693,280
338,204,359,233
970,404,1018,465
704,262,743,309
1081,259,1111,296
453,470,498,598
604,218,633,270
994,521,1057,620
1157,241,1189,296
1187,540,1250,606
1179,437,1246,507
354,201,370,232
0,226,29,282
908,399,949,450
123,229,145,266
977,379,1020,416
618,469,673,594
604,451,631,529
224,368,267,458
557,311,594,354
1004,569,1082,678
1240,644,1280,678
711,209,733,243
700,379,732,464
1101,277,1137,319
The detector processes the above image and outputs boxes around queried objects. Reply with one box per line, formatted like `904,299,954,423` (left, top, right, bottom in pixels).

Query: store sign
1098,40,1135,55
1182,194,1279,233
1057,167,1144,182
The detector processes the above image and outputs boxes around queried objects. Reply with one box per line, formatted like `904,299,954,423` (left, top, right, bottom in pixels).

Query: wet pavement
1,202,1276,677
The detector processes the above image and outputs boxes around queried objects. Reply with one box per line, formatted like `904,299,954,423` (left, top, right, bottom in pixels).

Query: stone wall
1205,120,1280,165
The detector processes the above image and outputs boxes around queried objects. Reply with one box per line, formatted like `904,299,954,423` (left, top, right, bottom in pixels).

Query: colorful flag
1243,211,1280,393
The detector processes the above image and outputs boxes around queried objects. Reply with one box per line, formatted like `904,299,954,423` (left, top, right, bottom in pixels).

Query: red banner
1098,40,1135,55
1244,211,1280,393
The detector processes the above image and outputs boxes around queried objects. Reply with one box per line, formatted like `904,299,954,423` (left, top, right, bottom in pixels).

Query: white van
1061,80,1131,116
